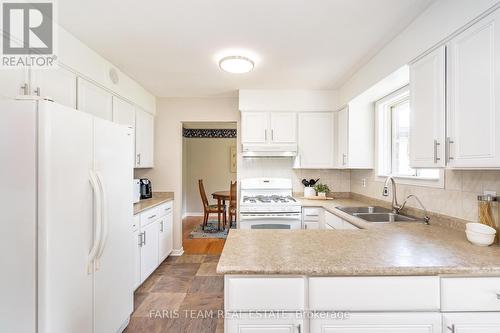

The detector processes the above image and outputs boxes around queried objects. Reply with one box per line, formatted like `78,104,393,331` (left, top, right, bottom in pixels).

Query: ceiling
57,0,434,97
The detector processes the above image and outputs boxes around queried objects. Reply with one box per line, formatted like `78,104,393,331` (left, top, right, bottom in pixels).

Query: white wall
135,97,239,252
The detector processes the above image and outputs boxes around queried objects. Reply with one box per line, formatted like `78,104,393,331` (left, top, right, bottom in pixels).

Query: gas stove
239,178,302,214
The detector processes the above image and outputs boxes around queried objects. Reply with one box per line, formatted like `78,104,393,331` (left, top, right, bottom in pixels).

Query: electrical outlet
362,178,367,188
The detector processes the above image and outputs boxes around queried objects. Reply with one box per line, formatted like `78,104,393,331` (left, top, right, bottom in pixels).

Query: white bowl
466,223,496,235
466,230,496,246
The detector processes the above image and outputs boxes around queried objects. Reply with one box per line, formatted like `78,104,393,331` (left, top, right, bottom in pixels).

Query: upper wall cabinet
77,77,113,121
31,67,77,109
0,68,29,100
241,112,297,145
335,105,374,169
409,45,446,168
112,96,136,128
446,8,500,169
295,112,335,169
135,108,154,168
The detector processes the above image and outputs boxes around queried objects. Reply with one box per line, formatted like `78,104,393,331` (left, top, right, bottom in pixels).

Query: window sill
375,172,444,189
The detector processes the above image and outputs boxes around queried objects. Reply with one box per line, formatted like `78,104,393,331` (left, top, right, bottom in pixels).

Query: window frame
374,85,444,188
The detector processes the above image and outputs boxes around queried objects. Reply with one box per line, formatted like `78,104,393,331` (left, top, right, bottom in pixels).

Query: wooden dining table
212,190,230,230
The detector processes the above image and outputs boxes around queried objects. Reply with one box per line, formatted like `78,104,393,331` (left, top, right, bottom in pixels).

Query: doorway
181,122,237,254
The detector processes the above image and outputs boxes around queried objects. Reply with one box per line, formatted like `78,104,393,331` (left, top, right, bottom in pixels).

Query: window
376,86,442,186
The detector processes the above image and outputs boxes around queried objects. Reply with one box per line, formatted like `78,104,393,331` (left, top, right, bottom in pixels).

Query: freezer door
93,117,135,333
37,101,94,333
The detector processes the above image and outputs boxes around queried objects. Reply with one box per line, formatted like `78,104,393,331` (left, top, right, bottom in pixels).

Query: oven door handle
240,215,302,220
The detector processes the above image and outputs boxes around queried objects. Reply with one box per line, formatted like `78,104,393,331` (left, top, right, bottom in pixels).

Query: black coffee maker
139,178,152,199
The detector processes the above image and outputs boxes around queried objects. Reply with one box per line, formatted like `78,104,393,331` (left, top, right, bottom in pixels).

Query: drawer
140,206,160,227
441,277,500,311
309,277,440,311
157,201,173,217
225,276,305,311
303,207,321,221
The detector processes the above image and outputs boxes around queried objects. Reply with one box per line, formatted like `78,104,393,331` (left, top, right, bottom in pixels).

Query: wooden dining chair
228,181,237,229
198,179,226,230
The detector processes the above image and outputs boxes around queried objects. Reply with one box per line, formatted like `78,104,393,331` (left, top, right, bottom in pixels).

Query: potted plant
314,183,330,198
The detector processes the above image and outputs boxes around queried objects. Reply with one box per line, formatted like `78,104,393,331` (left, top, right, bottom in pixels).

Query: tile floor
125,217,225,333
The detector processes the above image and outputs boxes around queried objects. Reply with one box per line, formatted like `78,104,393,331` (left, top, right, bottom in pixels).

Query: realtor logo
1,1,56,67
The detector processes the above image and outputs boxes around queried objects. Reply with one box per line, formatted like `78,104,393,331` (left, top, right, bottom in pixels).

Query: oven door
239,213,302,230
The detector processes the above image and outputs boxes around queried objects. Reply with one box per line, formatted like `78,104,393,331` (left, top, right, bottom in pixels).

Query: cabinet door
443,313,500,333
112,96,135,127
158,212,173,263
226,314,303,333
77,78,113,120
304,221,319,230
132,216,141,290
135,108,154,168
311,313,441,333
241,112,268,144
325,211,343,229
447,9,500,168
140,221,159,283
409,45,446,168
336,107,349,168
270,112,297,144
297,112,334,168
31,67,77,108
0,68,29,99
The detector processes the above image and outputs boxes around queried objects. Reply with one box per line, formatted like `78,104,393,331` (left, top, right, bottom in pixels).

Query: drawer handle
148,214,157,219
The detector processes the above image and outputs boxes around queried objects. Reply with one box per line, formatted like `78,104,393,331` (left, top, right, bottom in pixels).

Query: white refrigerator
0,99,135,333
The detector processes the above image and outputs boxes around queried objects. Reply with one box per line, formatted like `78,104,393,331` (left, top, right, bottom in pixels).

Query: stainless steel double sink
336,206,419,223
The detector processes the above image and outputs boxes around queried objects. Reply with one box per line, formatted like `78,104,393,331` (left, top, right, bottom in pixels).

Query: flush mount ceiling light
219,56,254,74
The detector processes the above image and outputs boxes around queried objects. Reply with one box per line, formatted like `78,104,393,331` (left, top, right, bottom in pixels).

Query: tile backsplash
239,158,350,193
350,169,500,223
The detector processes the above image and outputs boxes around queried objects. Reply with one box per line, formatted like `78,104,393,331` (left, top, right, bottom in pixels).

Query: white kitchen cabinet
139,220,159,283
304,221,319,230
31,67,77,108
135,108,154,168
0,68,29,99
269,112,297,143
112,96,135,128
226,313,303,333
443,313,500,333
446,9,500,169
158,209,173,263
241,112,268,144
336,107,349,168
296,112,335,168
241,111,297,145
132,216,141,290
311,313,441,333
325,210,358,230
409,45,446,168
335,104,374,169
77,77,113,121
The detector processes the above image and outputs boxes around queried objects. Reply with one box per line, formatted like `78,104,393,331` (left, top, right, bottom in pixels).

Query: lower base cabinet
140,220,159,282
311,313,441,333
443,313,500,333
226,313,303,333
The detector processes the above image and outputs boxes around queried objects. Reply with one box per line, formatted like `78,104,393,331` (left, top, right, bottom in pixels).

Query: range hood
241,144,297,158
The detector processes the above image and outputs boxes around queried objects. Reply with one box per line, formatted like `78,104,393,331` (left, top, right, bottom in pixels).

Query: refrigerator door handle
95,171,108,270
88,170,102,274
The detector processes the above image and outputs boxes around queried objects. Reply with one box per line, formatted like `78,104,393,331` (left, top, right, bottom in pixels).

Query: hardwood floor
182,216,226,255
125,216,226,333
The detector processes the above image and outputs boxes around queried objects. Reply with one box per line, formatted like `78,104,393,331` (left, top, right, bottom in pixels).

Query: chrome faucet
382,176,401,213
398,195,431,225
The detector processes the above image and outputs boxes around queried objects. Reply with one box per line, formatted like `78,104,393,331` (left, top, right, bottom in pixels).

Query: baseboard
170,247,184,256
184,212,204,217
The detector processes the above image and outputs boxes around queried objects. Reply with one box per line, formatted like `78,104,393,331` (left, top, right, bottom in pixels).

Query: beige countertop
217,196,500,276
134,192,174,215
